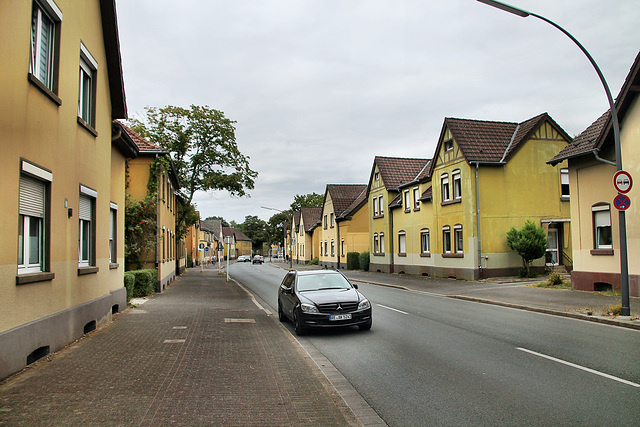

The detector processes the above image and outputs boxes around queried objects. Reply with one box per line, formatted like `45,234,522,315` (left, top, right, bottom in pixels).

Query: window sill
413,208,421,212
442,253,464,258
373,252,385,256
561,197,570,202
109,263,119,269
78,266,99,275
77,117,98,137
28,73,62,106
397,253,407,257
590,249,614,256
420,253,431,257
373,215,384,219
441,199,461,206
16,272,55,285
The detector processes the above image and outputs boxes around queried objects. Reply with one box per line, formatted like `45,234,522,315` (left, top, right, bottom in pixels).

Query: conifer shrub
347,252,360,270
359,252,370,271
124,272,135,302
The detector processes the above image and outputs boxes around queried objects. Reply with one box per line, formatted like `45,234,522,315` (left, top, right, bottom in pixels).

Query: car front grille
317,302,359,313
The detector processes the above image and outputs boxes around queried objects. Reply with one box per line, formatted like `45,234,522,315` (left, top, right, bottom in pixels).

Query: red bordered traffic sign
613,170,633,194
614,194,631,211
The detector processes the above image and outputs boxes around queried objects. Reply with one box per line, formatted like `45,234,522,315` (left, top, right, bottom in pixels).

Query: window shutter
79,194,92,220
594,210,610,227
19,175,45,218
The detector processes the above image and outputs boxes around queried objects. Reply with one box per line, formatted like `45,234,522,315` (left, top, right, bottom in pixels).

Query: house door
546,229,559,266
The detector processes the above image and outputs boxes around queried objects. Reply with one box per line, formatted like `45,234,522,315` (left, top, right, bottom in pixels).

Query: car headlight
358,299,371,310
300,303,319,313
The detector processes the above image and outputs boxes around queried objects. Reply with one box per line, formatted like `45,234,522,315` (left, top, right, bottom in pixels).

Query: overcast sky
116,0,640,224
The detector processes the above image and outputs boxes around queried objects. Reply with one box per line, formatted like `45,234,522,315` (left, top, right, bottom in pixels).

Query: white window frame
593,205,612,249
420,229,430,254
444,139,454,151
78,43,98,127
331,240,335,257
454,225,463,253
30,0,62,91
374,233,379,253
109,202,118,264
441,173,450,202
380,233,385,254
404,190,410,211
452,169,461,200
398,231,406,254
561,168,570,199
18,166,52,274
330,212,335,228
373,197,379,216
78,185,97,267
413,187,420,210
443,226,451,254
341,238,345,257
378,195,384,217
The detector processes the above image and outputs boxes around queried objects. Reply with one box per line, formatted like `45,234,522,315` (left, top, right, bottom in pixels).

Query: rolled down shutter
79,194,92,221
19,175,45,218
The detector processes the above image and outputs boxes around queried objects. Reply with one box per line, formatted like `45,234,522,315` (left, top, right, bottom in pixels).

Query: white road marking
517,347,640,388
376,304,409,315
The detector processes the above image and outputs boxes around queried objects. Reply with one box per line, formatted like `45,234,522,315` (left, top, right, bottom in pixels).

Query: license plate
330,314,352,321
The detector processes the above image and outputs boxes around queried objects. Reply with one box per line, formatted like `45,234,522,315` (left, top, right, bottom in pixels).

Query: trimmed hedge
308,257,319,265
347,252,360,270
359,252,370,272
124,272,135,302
126,268,158,298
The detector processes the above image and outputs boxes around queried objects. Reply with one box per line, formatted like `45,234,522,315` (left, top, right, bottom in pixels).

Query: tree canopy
129,105,258,230
290,192,324,211
506,220,547,276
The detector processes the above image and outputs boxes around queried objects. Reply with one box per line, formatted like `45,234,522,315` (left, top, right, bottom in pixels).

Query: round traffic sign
613,170,633,194
614,194,631,211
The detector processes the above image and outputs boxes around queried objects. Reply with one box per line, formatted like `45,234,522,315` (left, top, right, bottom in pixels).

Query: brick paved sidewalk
0,268,361,426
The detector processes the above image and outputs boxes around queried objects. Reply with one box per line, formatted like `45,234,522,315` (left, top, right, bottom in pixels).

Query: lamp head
477,0,530,18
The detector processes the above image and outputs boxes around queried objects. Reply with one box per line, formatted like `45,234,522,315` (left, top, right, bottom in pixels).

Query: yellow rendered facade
369,165,394,273
294,215,311,264
336,201,370,268
0,0,131,379
319,193,338,267
569,92,639,296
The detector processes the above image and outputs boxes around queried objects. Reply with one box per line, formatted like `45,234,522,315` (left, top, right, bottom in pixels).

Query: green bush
547,271,564,286
308,257,319,265
130,269,158,297
186,253,193,268
124,272,135,302
347,252,360,270
359,252,370,272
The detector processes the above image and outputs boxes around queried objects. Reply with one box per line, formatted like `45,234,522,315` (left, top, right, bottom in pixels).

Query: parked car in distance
277,270,372,335
237,255,251,262
252,255,264,264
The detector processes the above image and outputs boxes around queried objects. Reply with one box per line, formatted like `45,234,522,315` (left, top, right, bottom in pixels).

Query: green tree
290,192,324,211
506,220,547,277
129,105,258,234
239,215,269,252
267,211,291,248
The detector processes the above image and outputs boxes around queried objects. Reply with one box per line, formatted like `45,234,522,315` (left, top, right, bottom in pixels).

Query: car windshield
297,273,352,292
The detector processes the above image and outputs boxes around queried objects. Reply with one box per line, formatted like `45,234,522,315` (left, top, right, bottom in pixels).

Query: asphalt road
230,262,640,426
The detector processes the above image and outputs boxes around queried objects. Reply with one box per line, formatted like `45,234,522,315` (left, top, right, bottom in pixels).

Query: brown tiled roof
432,113,570,175
325,184,368,219
300,207,323,231
374,157,431,190
116,120,165,152
223,227,251,241
419,186,432,201
388,193,402,209
340,186,368,220
293,211,301,230
549,50,640,165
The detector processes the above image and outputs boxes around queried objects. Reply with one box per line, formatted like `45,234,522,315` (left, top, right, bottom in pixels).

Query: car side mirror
353,283,358,289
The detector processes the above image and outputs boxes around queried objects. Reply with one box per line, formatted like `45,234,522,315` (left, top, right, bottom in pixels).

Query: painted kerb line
376,304,409,315
517,347,640,388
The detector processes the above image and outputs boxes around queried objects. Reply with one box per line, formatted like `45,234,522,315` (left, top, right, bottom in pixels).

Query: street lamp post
262,206,293,269
478,0,630,315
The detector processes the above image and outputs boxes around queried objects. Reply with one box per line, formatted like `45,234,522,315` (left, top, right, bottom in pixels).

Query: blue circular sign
614,194,631,211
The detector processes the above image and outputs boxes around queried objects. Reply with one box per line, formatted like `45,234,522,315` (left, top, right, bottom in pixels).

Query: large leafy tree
290,192,323,211
129,105,258,232
506,220,547,277
205,216,229,228
238,215,269,252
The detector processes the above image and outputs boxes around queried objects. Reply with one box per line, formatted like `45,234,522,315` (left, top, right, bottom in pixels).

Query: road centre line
517,348,640,388
376,304,409,315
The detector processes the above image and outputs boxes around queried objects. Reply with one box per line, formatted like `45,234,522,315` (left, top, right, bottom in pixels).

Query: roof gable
324,184,368,220
300,207,323,231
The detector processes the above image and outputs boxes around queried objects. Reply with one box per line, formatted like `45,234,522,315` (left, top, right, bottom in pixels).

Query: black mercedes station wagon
277,270,372,335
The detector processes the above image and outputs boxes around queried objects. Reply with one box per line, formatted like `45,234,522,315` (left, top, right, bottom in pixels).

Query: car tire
293,311,305,336
358,320,372,331
278,302,287,322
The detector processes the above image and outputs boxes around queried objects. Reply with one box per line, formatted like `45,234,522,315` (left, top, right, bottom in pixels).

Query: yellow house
549,52,640,296
227,227,252,258
367,157,431,273
318,184,368,269
0,0,134,379
119,122,180,291
414,113,572,280
293,207,323,264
